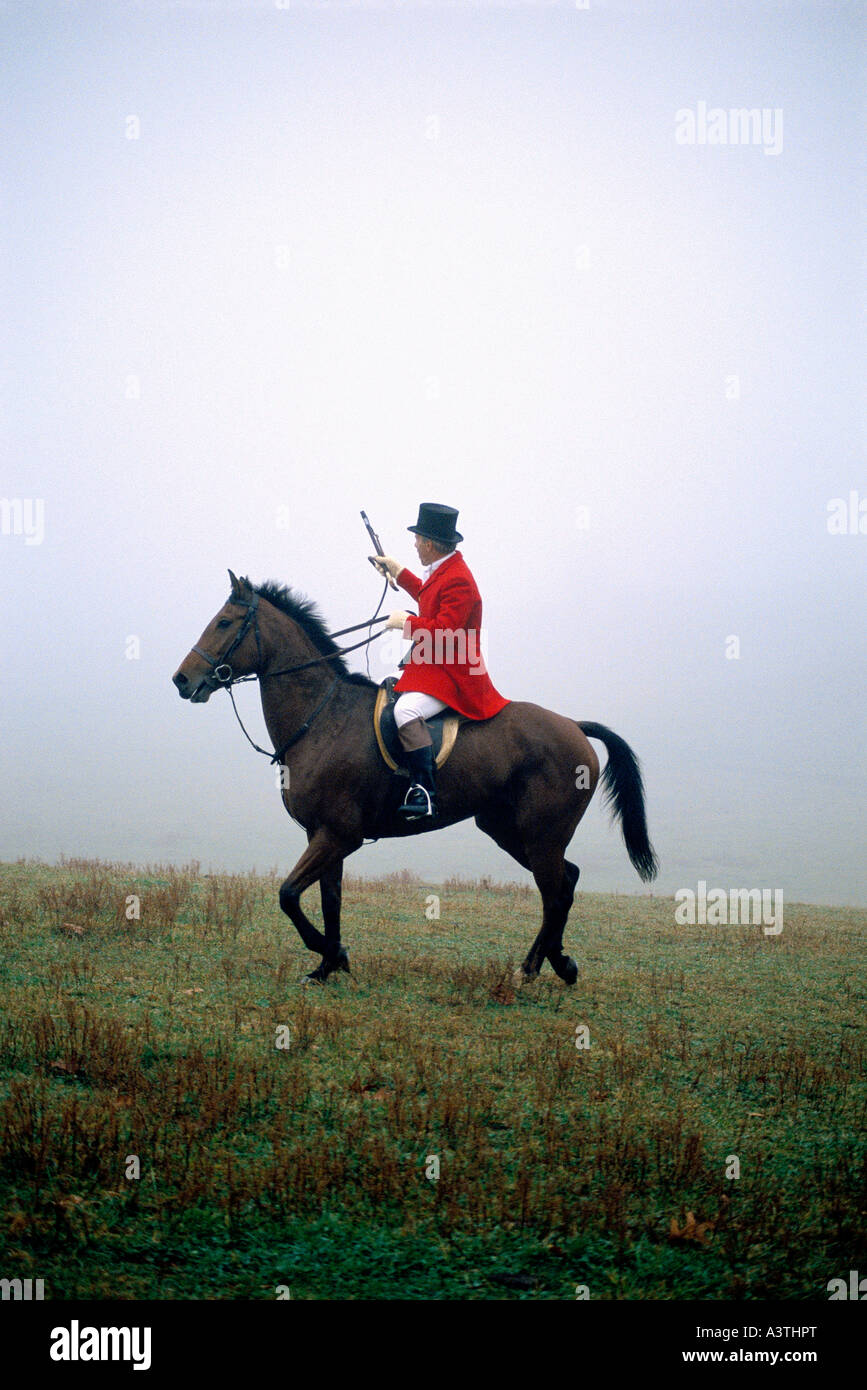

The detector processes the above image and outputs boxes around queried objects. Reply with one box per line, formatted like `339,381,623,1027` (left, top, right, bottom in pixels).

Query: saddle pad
374,684,463,774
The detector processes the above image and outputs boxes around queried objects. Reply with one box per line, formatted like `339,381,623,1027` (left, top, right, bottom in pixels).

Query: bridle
189,585,390,764
192,590,264,687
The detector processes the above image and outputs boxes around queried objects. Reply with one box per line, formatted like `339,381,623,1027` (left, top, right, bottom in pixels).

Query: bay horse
172,571,657,985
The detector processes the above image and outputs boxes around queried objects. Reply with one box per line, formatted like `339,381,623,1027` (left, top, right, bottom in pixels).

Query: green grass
0,858,864,1300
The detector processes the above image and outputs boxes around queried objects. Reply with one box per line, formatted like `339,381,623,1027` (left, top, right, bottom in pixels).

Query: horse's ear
228,570,253,601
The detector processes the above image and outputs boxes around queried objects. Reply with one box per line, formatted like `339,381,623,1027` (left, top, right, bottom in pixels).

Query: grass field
0,858,864,1301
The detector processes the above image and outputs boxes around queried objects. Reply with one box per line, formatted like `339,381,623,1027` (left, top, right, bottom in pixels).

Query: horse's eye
216,619,232,629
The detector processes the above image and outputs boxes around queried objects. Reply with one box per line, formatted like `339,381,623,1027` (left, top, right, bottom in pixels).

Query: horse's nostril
173,672,188,689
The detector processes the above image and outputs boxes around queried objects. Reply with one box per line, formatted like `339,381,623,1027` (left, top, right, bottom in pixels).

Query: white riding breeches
393,691,449,727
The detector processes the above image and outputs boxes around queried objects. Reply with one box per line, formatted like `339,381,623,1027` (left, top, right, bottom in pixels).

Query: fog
2,1,864,906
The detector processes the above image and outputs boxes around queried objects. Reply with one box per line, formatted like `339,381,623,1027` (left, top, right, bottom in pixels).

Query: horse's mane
249,579,377,687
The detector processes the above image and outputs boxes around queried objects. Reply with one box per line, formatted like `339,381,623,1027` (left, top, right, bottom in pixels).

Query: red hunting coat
393,551,510,721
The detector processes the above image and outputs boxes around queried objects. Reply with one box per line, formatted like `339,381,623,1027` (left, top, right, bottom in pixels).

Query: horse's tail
578,722,659,882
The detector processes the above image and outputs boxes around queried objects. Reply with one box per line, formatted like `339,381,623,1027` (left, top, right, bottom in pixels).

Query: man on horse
372,503,509,821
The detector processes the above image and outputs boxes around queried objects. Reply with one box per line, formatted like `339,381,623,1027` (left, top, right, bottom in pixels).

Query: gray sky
2,0,864,905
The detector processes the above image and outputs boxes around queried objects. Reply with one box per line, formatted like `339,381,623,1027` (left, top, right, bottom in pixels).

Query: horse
172,570,658,985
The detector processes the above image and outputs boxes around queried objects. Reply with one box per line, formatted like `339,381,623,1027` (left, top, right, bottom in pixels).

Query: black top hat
407,503,463,545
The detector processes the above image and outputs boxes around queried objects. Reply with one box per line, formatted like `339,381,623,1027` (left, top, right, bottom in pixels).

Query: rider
373,503,509,820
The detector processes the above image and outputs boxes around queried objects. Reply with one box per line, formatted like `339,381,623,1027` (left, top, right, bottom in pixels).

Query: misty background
2,1,864,906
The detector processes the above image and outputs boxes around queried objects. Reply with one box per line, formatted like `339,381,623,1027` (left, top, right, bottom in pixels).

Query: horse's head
172,570,263,703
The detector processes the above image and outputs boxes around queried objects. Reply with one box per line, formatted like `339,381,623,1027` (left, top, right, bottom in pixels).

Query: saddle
374,678,464,775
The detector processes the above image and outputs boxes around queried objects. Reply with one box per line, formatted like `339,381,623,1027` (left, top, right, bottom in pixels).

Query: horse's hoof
562,957,578,986
300,972,324,986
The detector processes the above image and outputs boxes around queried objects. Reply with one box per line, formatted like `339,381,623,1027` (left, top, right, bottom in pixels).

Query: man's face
414,534,441,566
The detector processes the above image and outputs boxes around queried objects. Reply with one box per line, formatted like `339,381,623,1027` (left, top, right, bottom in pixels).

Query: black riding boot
397,745,438,821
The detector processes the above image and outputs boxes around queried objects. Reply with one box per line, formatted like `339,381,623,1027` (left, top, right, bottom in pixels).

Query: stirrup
397,783,436,820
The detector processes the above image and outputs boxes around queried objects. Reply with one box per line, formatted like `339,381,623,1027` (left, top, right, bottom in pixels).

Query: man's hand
370,555,403,580
385,610,411,631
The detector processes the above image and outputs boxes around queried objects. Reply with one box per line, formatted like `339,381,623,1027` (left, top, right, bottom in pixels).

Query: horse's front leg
308,857,351,983
278,829,356,983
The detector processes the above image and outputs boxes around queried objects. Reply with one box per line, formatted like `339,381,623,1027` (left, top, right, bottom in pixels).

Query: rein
192,583,391,763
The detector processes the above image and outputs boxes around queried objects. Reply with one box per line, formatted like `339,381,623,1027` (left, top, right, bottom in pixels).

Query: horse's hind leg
542,858,580,982
475,811,533,872
476,813,579,985
511,849,579,984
